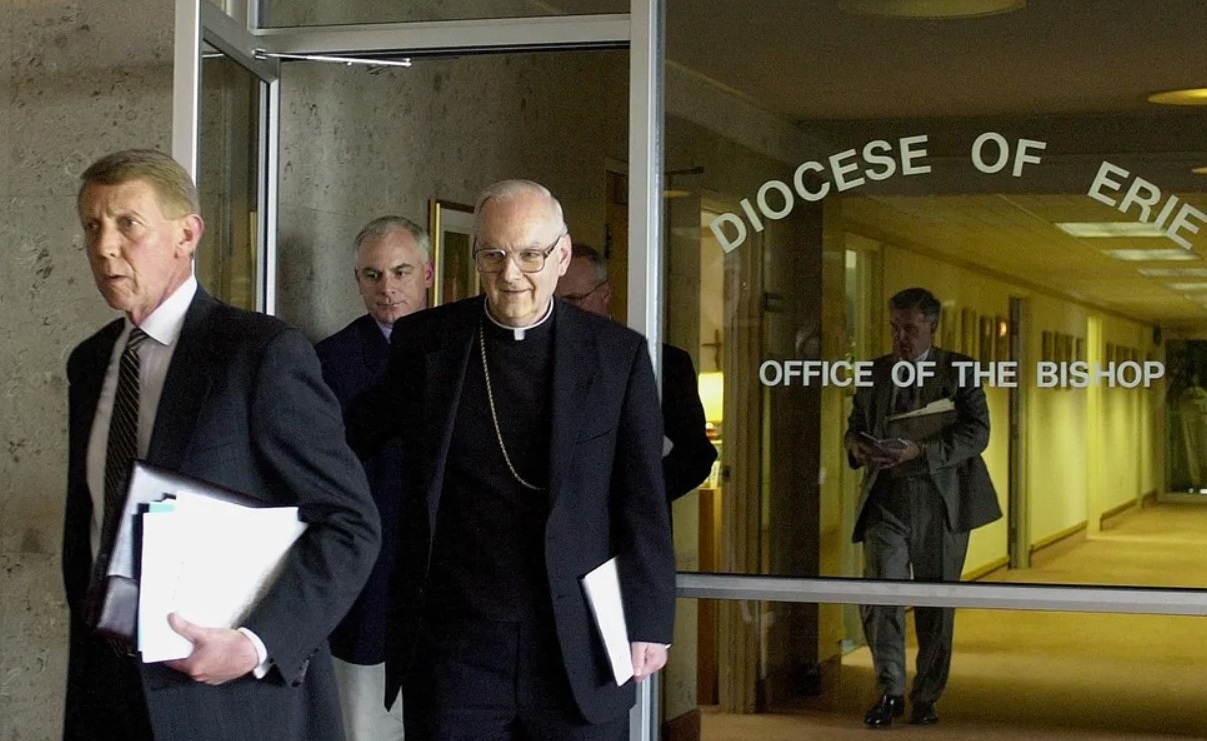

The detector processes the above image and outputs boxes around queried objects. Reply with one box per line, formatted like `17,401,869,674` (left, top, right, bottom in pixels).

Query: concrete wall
0,1,175,738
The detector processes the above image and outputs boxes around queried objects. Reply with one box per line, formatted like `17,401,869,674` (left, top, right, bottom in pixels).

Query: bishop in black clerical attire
348,179,675,741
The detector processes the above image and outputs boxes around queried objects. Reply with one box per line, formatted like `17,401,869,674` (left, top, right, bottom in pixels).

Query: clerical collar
483,300,554,341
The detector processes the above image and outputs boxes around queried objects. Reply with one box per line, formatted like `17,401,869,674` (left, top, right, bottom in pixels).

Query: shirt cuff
237,627,272,679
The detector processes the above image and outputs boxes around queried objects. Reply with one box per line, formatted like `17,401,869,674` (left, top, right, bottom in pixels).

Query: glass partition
678,597,1207,738
196,44,262,310
271,48,629,339
258,0,627,28
663,0,1207,593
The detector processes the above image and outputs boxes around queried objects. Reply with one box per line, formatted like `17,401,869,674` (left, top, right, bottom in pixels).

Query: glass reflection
257,0,627,29
664,0,1207,590
679,598,1207,738
198,46,261,310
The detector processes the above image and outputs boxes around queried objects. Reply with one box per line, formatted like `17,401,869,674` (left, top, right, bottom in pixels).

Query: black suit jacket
661,343,717,500
62,289,381,741
315,314,403,665
348,296,676,725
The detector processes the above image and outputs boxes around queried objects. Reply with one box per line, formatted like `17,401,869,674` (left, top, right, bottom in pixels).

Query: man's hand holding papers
165,614,259,685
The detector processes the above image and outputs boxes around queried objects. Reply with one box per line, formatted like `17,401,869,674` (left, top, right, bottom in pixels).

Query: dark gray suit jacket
845,347,1002,542
63,288,380,741
348,295,676,725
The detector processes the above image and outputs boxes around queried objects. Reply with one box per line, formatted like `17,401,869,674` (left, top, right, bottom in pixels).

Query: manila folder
886,398,957,441
580,557,634,686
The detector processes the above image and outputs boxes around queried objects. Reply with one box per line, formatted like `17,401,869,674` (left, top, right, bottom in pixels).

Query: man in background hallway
555,243,717,501
316,216,434,741
63,148,379,741
844,286,1001,728
348,179,676,740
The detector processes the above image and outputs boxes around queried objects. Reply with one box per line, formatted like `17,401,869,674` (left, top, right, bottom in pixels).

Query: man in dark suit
556,243,717,501
316,216,433,741
349,179,676,740
63,149,380,741
844,287,1001,728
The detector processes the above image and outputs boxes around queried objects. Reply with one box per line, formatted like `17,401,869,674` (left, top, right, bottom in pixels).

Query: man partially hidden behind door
844,287,1001,728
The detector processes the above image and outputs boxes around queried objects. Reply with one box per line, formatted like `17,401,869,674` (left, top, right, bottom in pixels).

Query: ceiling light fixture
1138,268,1207,277
1169,282,1207,292
1147,88,1207,106
1056,222,1166,238
1103,249,1199,262
837,0,1025,19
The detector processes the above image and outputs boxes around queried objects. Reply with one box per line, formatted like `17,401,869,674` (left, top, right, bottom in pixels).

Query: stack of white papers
138,490,307,662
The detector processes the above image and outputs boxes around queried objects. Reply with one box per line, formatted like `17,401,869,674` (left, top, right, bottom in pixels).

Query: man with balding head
349,180,675,740
316,216,433,741
63,149,379,740
557,243,717,502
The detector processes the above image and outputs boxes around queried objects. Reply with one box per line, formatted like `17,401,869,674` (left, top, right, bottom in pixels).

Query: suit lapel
76,321,125,450
147,290,217,472
355,314,390,376
421,301,478,534
548,304,596,505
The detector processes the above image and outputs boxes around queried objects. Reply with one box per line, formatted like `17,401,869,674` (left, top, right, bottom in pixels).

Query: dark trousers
403,616,627,741
63,630,154,741
860,475,969,704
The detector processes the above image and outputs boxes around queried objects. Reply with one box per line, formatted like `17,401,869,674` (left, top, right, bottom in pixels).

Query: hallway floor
700,502,1207,740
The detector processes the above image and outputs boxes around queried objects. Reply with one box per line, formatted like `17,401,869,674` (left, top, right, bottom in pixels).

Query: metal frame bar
172,0,202,177
202,0,279,81
256,14,630,56
677,573,1207,615
627,0,663,366
628,3,663,738
258,77,280,314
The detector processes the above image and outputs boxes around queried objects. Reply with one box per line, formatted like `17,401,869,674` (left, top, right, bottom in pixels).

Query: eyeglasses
473,232,565,274
561,280,608,304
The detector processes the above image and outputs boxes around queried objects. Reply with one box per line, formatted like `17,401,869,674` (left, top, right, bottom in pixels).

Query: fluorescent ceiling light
837,0,1025,18
1194,166,1207,175
1138,268,1207,277
1148,88,1207,105
1056,222,1166,238
1169,282,1207,291
1103,249,1199,262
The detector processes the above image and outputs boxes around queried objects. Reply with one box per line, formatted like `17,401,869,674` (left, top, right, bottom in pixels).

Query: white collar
132,275,197,346
483,299,554,340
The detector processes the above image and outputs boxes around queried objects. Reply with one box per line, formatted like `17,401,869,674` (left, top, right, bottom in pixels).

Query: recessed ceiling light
837,0,1025,19
1103,249,1199,262
1148,88,1207,105
1169,282,1207,291
1056,222,1166,238
1139,268,1207,277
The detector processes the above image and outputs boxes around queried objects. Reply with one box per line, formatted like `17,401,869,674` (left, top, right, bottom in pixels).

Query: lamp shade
698,371,724,423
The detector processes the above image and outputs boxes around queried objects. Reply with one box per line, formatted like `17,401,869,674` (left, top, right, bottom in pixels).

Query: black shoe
909,702,939,725
864,694,904,728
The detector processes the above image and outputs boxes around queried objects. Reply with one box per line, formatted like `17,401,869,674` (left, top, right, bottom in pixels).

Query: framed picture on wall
941,305,958,352
994,315,1010,362
429,199,478,307
962,308,979,359
979,316,995,363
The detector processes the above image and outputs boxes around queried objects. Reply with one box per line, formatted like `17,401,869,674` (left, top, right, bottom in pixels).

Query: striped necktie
91,328,148,587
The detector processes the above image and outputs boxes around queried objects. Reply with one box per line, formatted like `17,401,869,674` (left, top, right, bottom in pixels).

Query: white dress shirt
86,276,197,559
84,275,271,675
